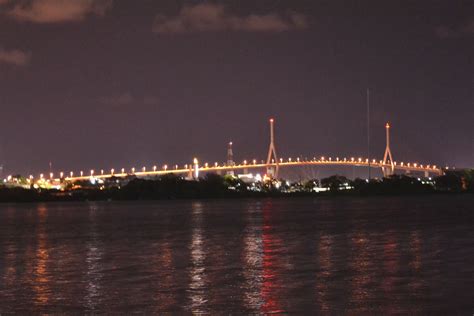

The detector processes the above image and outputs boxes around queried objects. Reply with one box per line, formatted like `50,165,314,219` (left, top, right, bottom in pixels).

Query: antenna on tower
266,118,279,178
367,88,371,181
382,122,395,177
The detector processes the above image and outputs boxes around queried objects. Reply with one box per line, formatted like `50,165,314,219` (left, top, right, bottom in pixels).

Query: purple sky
0,0,472,177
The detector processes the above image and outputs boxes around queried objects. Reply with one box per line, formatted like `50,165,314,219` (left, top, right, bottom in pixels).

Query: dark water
0,196,473,314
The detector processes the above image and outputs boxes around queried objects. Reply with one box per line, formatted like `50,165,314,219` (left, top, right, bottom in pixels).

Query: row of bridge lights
30,157,439,181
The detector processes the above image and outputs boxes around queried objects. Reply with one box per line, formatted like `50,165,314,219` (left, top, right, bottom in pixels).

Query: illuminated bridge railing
59,156,443,182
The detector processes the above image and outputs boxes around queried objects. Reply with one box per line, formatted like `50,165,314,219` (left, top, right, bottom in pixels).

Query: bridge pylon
227,141,235,176
266,118,279,178
382,122,395,177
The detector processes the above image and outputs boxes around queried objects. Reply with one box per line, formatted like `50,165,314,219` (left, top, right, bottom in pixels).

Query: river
0,196,473,314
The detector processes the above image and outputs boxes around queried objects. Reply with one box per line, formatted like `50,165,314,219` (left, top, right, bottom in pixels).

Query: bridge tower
193,158,199,179
227,141,235,176
382,122,395,177
266,118,279,178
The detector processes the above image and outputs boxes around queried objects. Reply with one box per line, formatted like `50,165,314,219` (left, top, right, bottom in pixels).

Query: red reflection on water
349,231,374,311
315,233,333,313
380,230,400,314
260,202,284,314
153,240,176,311
408,230,424,301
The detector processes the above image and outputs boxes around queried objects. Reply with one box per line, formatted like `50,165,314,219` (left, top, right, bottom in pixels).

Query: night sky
0,0,472,177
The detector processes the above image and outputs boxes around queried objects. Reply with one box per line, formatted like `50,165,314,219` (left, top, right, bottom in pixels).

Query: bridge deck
63,159,442,182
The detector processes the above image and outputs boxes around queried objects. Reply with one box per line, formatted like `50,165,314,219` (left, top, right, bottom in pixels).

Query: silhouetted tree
321,175,349,191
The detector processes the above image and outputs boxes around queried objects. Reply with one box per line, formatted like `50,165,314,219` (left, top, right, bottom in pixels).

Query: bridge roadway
63,157,443,182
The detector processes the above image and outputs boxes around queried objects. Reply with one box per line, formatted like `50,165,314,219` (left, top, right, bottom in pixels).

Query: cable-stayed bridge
56,119,443,183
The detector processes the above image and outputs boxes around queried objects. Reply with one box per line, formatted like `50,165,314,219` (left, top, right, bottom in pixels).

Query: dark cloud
99,93,160,107
0,47,31,66
435,18,474,38
5,0,112,23
99,92,134,106
153,3,307,34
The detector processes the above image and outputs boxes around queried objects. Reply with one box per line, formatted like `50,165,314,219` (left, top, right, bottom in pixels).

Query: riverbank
0,172,472,203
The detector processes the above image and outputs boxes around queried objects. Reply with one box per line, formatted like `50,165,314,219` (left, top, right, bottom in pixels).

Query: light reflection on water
85,203,103,311
33,205,51,307
0,196,473,314
242,202,263,312
187,201,208,313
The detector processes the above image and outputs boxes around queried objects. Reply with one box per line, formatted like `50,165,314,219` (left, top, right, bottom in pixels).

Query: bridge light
153,165,157,171
358,158,362,162
321,156,325,161
215,162,218,167
29,175,34,180
365,158,369,163
254,159,258,164
80,171,84,177
175,164,179,169
329,157,332,161
60,172,64,178
185,164,188,169
433,165,436,169
40,173,44,179
205,163,208,168
70,171,74,177
297,157,300,162
244,160,248,165
407,163,411,167
131,167,135,173
164,165,168,171
121,168,125,174
142,167,146,172
351,157,355,162
373,159,376,163
414,163,418,167
289,158,292,162
111,168,115,174
279,158,283,163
